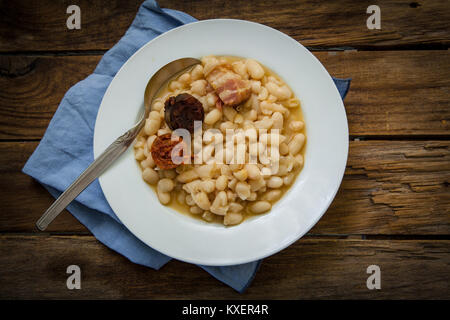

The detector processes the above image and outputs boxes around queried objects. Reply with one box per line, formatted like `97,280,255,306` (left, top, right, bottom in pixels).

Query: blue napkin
23,0,350,293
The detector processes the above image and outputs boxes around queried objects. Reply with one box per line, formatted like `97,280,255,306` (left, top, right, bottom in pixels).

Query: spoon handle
35,129,137,231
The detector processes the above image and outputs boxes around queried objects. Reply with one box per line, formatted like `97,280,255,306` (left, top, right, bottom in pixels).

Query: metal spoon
36,58,201,231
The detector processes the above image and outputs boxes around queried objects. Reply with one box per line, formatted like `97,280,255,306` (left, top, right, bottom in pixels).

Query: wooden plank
311,140,450,234
0,51,449,139
2,140,449,234
0,55,98,139
0,235,448,299
0,0,449,52
315,51,450,136
0,0,141,52
0,141,87,232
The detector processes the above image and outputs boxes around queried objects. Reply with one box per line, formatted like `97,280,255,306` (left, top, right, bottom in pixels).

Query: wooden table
0,0,449,299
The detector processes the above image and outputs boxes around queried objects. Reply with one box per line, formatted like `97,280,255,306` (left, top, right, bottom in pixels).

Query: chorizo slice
151,133,188,169
164,93,204,133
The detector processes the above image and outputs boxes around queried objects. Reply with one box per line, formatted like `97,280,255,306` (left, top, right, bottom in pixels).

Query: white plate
94,19,348,266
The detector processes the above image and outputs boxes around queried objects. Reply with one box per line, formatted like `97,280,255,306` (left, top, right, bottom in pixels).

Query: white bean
216,175,228,191
221,165,232,177
210,191,228,216
191,64,204,80
249,177,266,191
169,80,183,91
152,101,164,112
251,80,262,94
202,144,215,163
263,189,282,202
206,93,218,107
192,191,211,210
228,178,237,190
228,203,244,213
177,169,199,183
233,168,248,181
258,87,268,101
254,118,273,130
279,142,289,155
147,135,157,149
245,164,261,180
285,98,300,108
190,79,207,96
182,180,202,194
202,211,214,222
150,111,162,120
235,181,251,200
205,108,222,125
135,148,145,161
234,114,244,124
134,138,145,149
267,176,283,188
224,212,244,226
200,179,216,193
244,109,257,121
260,101,287,115
277,164,289,176
219,121,236,133
271,112,283,129
195,164,216,179
232,61,248,79
185,194,195,206
157,190,171,205
267,94,277,103
157,128,171,136
250,201,271,214
190,206,203,215
178,72,191,84
266,82,291,100
283,173,295,186
227,190,236,202
144,118,160,136
142,167,159,185
288,133,305,155
246,59,265,79
289,121,304,131
157,178,174,193
140,157,153,169
248,192,257,201
293,154,304,168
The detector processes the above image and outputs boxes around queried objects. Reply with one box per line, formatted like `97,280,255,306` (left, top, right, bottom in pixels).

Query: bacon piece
151,133,188,169
205,65,251,107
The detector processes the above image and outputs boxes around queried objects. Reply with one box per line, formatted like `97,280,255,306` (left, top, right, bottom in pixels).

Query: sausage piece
164,93,204,133
150,133,188,169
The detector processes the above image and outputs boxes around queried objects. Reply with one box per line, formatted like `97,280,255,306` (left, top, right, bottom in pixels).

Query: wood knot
0,56,37,78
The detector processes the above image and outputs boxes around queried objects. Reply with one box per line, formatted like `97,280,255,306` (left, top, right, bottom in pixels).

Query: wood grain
0,55,98,139
2,140,448,234
316,50,450,136
0,141,87,232
0,51,448,139
312,140,450,234
0,0,449,52
0,235,448,299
